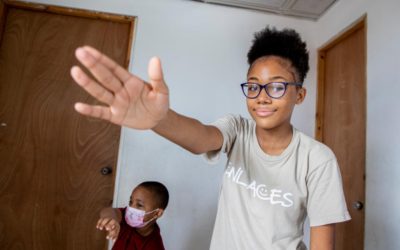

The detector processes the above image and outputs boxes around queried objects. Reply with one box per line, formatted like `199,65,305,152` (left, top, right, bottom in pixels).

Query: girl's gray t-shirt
205,114,350,250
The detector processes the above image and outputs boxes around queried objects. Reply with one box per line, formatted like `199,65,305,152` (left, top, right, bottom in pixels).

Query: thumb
148,57,168,94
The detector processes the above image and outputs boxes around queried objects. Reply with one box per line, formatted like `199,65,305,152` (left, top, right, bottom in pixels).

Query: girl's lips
255,108,275,117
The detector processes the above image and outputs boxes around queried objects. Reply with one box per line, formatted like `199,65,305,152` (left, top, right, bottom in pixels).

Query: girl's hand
71,46,169,129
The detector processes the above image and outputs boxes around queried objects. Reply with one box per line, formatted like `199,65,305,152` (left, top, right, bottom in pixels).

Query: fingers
72,46,170,128
74,103,112,121
82,46,132,83
71,66,114,105
74,46,127,94
96,218,112,230
96,218,120,241
106,226,120,241
148,57,168,95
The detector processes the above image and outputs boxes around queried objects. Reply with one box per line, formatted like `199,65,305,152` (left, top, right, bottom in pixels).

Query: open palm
70,46,169,129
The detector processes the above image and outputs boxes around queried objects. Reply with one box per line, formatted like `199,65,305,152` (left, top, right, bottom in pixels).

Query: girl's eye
248,84,259,92
269,83,285,92
273,86,285,92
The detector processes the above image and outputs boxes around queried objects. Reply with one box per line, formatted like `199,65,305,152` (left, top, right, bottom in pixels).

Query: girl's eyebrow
269,76,288,81
247,76,259,81
247,75,288,82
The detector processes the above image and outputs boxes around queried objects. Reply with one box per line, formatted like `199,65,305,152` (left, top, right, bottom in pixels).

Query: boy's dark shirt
112,207,165,250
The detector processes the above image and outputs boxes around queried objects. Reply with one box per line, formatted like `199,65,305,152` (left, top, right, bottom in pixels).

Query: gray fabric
205,114,350,250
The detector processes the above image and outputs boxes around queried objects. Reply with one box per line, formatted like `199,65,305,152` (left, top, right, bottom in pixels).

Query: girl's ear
296,87,307,104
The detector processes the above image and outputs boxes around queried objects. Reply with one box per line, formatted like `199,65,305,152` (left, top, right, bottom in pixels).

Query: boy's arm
310,224,335,250
71,46,223,154
99,207,122,222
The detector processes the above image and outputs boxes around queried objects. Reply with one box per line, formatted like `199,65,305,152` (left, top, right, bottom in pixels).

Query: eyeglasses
240,82,303,99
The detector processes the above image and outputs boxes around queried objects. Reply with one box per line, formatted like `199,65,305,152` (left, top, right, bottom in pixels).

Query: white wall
316,0,400,249
28,0,400,249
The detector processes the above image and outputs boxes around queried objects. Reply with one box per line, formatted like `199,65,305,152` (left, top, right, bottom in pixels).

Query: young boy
71,27,350,249
97,181,169,250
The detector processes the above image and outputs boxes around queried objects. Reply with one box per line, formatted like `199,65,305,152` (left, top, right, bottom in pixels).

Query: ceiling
193,0,338,20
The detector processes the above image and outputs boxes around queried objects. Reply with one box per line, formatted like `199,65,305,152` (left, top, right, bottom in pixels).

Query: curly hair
247,26,309,83
138,181,169,209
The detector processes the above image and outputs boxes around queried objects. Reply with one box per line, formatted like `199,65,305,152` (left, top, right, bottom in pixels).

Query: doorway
316,17,366,249
0,1,135,249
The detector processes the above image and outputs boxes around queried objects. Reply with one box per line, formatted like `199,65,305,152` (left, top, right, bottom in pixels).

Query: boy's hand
96,217,121,241
71,46,169,129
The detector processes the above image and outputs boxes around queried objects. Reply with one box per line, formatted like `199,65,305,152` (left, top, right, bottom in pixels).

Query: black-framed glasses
240,82,303,99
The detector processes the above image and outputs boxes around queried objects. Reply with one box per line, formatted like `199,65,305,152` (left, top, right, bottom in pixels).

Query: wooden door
316,18,366,249
0,1,135,249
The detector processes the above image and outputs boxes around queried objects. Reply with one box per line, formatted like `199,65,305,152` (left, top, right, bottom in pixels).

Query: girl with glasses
71,27,350,250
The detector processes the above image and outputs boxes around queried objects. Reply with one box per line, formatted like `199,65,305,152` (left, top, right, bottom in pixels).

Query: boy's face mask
125,206,159,228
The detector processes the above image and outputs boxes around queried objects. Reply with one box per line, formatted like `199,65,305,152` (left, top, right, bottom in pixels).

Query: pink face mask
125,206,158,228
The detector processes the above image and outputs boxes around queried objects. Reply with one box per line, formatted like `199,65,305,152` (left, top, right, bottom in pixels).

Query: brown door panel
0,2,135,249
316,18,366,250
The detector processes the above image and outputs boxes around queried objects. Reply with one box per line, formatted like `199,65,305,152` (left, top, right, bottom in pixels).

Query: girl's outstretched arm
71,46,223,154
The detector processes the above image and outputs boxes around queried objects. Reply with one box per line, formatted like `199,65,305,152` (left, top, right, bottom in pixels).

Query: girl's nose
257,88,272,103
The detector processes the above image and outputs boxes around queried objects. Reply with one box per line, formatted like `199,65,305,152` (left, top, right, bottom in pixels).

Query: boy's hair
138,181,169,209
247,26,309,83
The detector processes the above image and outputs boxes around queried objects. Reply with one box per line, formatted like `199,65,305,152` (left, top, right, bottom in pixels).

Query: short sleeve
203,114,240,163
306,159,351,226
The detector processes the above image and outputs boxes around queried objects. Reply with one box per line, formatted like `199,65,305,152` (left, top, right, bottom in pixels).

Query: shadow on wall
182,202,217,250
